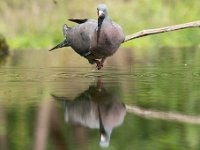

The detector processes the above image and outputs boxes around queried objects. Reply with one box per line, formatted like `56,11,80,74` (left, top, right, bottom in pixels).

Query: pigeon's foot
95,59,103,70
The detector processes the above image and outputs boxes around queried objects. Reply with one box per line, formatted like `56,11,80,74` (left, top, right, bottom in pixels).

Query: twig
124,20,200,43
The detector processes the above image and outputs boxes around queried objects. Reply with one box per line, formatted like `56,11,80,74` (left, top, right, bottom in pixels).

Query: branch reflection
126,105,200,124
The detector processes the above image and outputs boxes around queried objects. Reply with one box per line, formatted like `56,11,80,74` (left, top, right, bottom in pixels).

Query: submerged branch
124,20,200,42
126,104,200,124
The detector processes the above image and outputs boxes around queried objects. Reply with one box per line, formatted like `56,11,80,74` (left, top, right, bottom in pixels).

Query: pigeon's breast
94,22,125,57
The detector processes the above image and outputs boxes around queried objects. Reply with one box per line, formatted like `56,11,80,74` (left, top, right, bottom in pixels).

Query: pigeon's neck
98,16,110,28
97,16,111,47
98,18,103,28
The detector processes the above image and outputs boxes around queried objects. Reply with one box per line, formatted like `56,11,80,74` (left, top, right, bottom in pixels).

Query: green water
0,47,200,150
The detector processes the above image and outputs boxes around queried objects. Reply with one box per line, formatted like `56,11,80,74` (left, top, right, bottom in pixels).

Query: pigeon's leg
94,59,102,70
100,58,106,67
85,55,103,70
94,58,106,70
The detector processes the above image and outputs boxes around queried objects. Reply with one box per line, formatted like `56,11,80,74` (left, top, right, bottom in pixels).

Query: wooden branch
124,20,200,43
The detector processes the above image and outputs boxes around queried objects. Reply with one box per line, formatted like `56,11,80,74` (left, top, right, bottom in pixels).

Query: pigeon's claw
95,60,103,70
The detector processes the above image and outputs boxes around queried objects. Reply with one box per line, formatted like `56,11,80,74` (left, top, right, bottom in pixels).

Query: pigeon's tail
49,24,70,51
49,39,69,51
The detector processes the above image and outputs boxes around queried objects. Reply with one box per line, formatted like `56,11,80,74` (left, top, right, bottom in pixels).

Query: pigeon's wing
63,24,70,37
68,19,88,24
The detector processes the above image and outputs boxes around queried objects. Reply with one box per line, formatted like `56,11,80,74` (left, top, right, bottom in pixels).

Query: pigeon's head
97,4,108,19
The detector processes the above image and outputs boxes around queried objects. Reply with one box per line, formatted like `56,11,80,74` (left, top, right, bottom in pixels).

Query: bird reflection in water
51,79,126,148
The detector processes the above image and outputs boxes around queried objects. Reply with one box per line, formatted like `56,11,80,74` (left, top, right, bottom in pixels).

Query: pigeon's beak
98,10,105,19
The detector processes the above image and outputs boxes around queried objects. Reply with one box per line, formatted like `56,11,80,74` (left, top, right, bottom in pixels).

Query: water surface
0,47,200,150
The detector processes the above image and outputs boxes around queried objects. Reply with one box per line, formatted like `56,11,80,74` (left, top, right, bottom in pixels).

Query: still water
0,47,200,150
